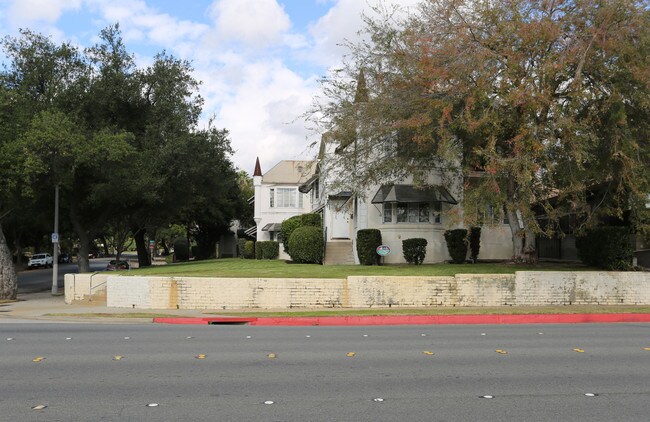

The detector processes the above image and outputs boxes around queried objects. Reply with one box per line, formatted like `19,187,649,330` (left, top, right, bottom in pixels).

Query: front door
331,206,350,239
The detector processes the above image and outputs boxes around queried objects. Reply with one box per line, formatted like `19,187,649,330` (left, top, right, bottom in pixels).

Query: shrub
288,226,323,264
300,213,322,227
403,238,428,265
444,229,468,264
575,226,633,270
469,227,481,262
356,229,383,265
255,241,279,260
280,216,302,254
243,240,256,259
237,238,247,258
173,239,189,261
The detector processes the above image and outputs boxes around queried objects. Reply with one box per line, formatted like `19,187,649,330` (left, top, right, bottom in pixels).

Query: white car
28,253,53,269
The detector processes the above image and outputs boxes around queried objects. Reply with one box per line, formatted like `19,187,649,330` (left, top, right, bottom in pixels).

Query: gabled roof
263,160,316,184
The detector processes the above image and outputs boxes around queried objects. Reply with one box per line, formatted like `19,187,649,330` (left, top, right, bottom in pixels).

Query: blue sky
0,0,418,173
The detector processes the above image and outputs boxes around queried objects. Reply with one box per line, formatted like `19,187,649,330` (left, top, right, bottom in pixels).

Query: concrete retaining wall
100,271,650,310
64,273,110,303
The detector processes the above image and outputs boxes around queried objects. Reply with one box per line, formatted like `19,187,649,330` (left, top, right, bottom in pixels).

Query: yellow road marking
113,356,124,360
495,349,508,354
573,348,585,353
32,357,45,362
196,354,206,359
346,352,356,357
422,351,434,355
643,348,650,351
267,353,277,359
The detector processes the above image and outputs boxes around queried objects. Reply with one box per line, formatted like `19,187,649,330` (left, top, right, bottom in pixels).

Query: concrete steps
323,241,355,265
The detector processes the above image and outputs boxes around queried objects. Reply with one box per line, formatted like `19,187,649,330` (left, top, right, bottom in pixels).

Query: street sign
51,233,59,243
376,245,391,256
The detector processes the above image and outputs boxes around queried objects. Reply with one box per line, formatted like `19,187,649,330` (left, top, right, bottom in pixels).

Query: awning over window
261,223,282,231
329,191,353,200
371,184,457,205
244,226,257,237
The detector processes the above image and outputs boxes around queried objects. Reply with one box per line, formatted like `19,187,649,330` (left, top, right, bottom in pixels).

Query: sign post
149,239,155,263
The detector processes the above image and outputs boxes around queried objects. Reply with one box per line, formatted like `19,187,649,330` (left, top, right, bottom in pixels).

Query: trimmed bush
357,229,383,265
255,241,279,260
300,213,322,227
469,227,481,262
403,238,428,265
288,226,323,264
444,229,468,264
280,216,302,254
173,239,189,261
576,226,633,270
237,238,247,258
243,240,256,259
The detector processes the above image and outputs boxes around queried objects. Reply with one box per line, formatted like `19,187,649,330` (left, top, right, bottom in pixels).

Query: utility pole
52,185,59,295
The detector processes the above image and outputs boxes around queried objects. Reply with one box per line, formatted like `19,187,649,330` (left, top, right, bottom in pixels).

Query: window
395,203,434,223
314,181,320,199
432,202,441,224
273,187,301,208
383,203,393,223
269,188,274,207
397,203,408,222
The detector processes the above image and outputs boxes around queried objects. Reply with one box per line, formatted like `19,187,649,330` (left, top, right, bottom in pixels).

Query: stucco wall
101,271,650,310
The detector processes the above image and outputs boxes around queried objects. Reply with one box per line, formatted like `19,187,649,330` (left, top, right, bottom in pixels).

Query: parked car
28,253,53,269
106,260,130,271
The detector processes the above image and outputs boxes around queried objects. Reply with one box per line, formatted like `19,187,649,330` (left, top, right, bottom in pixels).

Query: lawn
123,258,590,279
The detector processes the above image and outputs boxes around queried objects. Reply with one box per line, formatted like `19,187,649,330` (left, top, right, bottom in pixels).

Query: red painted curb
153,313,650,326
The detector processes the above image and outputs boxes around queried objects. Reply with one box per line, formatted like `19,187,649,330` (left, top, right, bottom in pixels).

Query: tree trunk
507,208,537,263
0,223,18,300
132,226,151,267
160,238,170,256
76,230,91,273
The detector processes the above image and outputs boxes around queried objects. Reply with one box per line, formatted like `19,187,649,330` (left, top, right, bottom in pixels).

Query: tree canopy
0,25,242,298
315,0,650,261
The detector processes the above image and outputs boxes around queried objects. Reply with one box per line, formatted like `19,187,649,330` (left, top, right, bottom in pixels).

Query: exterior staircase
323,241,355,265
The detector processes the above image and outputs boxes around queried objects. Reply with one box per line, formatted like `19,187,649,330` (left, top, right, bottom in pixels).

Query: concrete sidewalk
0,291,205,323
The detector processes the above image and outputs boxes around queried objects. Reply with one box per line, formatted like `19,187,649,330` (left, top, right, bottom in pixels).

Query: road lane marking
264,401,274,405
113,356,124,360
32,357,45,362
267,353,277,359
346,352,356,357
495,349,508,354
196,354,206,359
32,405,47,410
422,351,434,355
573,348,585,353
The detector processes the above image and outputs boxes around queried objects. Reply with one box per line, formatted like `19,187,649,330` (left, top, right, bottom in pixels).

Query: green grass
119,258,590,278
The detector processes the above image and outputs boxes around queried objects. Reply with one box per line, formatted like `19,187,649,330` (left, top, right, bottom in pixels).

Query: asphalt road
17,259,111,293
1,323,649,421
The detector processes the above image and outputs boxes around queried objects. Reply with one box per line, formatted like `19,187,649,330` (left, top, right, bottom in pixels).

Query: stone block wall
64,273,110,303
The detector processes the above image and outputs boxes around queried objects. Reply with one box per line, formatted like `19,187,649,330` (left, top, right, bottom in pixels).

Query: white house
298,136,513,264
252,158,315,260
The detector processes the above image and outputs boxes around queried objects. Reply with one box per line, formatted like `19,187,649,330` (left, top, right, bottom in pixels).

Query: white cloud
7,0,82,25
200,58,317,172
207,0,291,47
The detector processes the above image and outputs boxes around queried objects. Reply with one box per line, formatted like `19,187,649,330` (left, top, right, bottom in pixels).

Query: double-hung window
271,187,303,208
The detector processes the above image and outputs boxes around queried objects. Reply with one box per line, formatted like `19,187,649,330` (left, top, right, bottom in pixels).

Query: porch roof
371,184,457,205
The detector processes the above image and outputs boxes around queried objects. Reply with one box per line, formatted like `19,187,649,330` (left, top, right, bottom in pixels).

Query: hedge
255,241,279,260
243,240,256,259
237,238,247,258
173,239,189,261
403,238,427,265
469,226,481,262
357,229,382,265
300,213,322,227
575,226,633,270
280,216,302,254
288,226,323,264
444,229,468,264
